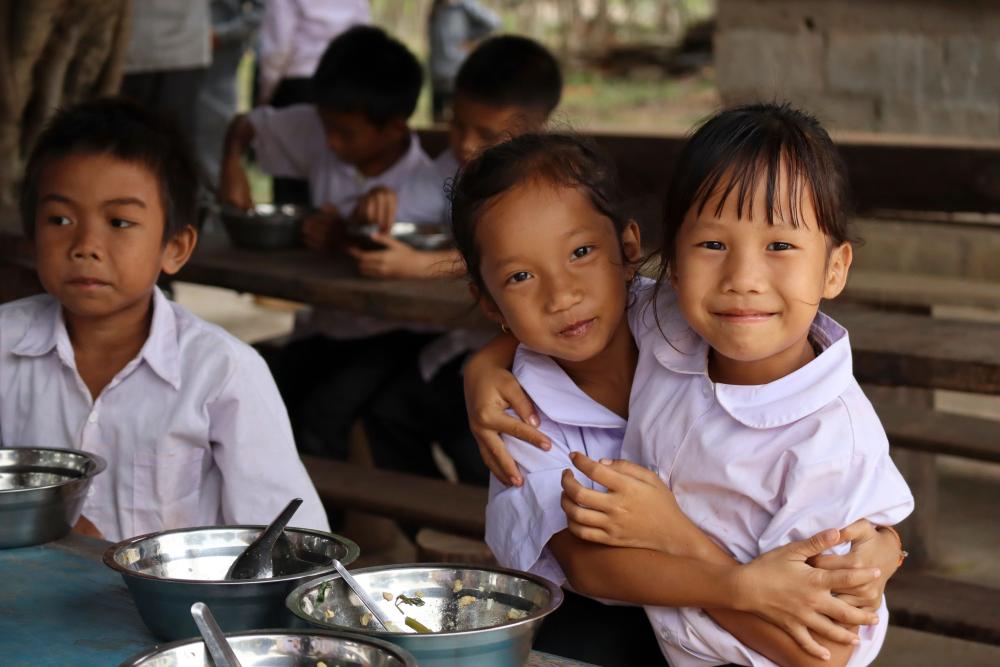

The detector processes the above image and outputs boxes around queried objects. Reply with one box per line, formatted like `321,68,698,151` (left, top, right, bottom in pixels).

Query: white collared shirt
0,289,329,542
624,283,914,667
485,346,626,587
248,104,447,223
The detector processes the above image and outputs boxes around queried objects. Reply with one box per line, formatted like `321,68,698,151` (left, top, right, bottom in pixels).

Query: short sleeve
485,414,622,586
207,344,330,532
247,105,325,179
757,401,914,555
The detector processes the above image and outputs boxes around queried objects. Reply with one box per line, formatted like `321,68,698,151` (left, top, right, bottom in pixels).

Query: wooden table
0,534,595,666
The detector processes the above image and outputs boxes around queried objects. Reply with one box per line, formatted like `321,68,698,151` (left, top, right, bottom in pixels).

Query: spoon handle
257,497,303,547
332,559,403,632
191,602,243,667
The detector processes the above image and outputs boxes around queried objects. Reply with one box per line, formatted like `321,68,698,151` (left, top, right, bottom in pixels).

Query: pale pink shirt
0,288,330,542
249,103,448,339
485,345,626,587
624,284,914,667
258,0,371,103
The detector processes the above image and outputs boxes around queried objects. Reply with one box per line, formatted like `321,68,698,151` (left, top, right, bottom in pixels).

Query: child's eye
698,241,725,250
507,271,532,284
110,218,134,229
767,241,794,251
48,215,72,226
571,245,594,259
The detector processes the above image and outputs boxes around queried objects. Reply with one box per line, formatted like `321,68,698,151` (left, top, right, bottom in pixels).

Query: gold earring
500,322,510,334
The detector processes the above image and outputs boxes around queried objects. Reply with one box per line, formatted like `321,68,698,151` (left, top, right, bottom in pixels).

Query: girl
450,128,906,667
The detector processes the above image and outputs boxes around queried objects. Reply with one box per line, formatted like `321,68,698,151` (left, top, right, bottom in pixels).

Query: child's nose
545,273,583,312
721,250,764,293
69,224,103,260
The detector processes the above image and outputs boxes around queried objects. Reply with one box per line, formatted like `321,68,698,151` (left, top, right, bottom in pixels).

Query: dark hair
455,35,563,116
452,133,628,295
20,97,201,241
659,102,853,276
312,25,422,125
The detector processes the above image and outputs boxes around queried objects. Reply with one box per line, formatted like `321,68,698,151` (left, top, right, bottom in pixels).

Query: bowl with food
0,447,106,548
120,628,417,666
286,563,563,667
104,526,359,640
346,222,453,252
219,203,308,249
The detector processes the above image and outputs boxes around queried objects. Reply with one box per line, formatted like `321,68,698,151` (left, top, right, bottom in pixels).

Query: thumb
792,528,842,559
372,232,404,248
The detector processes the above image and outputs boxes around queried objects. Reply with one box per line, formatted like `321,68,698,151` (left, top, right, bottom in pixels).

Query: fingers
803,611,861,648
785,624,834,661
830,593,878,613
783,528,842,560
810,552,858,571
485,414,549,449
838,518,876,544
560,488,611,528
819,594,879,627
818,567,881,594
570,452,629,489
499,382,546,444
561,469,613,511
477,434,522,487
599,458,661,483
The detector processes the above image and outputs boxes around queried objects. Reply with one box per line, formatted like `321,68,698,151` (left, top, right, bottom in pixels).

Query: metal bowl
219,203,308,249
0,447,106,548
348,222,453,251
120,628,417,666
286,564,563,667
104,526,360,640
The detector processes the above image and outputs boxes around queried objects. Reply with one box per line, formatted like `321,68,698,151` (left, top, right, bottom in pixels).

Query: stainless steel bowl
286,564,563,667
219,203,308,249
348,222,453,251
120,629,417,666
0,447,106,548
104,526,360,640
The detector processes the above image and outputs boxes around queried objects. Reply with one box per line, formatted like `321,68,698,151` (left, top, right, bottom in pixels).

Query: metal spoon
191,602,243,667
225,498,302,580
331,558,408,633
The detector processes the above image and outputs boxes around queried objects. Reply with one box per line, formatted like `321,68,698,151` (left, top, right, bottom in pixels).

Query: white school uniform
623,284,914,667
248,104,448,339
485,345,626,587
0,288,330,542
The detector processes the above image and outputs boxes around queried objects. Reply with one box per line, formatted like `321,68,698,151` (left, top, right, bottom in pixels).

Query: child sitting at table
218,25,447,463
360,35,563,487
0,98,329,542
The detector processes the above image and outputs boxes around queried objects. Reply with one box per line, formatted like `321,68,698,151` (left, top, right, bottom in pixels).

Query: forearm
222,114,255,169
710,610,856,667
466,331,519,373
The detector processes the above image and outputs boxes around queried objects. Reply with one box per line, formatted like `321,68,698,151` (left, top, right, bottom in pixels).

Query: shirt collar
9,287,181,390
645,302,853,429
513,345,626,430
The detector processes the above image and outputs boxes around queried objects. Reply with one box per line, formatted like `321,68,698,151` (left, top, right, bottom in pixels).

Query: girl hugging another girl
453,104,913,667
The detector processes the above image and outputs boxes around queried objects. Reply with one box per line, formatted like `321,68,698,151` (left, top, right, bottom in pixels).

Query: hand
352,186,398,232
560,453,685,553
463,339,550,487
72,515,103,539
735,529,882,657
811,520,902,612
302,205,344,252
218,159,252,210
347,233,428,279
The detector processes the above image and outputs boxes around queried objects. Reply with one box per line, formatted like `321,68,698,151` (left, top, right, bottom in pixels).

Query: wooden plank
874,397,1000,463
888,571,1000,645
843,271,1000,312
302,456,488,536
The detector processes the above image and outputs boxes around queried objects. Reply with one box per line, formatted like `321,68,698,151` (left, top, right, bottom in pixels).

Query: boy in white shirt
218,25,445,465
0,98,328,542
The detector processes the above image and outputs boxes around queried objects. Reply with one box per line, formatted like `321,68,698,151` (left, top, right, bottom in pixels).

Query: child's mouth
67,277,109,289
713,310,775,323
557,318,596,338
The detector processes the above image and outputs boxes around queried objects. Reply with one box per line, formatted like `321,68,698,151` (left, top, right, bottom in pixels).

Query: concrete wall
715,0,1000,137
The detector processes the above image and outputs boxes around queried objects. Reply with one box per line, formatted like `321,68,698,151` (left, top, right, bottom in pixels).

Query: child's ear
822,241,853,299
620,220,642,279
160,225,198,276
469,282,506,330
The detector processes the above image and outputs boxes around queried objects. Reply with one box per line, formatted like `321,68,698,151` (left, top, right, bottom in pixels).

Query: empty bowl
286,563,563,667
219,203,308,249
0,447,106,548
104,525,359,640
119,628,417,666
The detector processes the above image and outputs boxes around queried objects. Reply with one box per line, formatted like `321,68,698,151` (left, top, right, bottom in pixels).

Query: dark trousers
363,354,489,486
268,76,314,206
533,591,667,666
270,332,436,461
120,68,207,147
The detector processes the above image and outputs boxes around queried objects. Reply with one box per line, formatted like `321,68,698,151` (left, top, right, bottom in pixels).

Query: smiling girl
450,128,908,667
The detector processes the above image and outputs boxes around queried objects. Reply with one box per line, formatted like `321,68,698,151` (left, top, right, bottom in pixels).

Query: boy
361,35,563,486
219,25,445,463
0,98,328,542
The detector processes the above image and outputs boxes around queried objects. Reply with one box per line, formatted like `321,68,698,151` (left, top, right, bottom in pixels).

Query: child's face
671,171,851,381
317,108,407,169
476,180,640,363
33,153,195,321
449,95,544,167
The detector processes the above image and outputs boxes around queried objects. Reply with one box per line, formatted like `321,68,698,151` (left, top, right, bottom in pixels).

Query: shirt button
87,412,98,424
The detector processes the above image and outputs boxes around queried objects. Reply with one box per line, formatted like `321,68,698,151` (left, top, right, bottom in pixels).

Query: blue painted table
0,535,595,666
